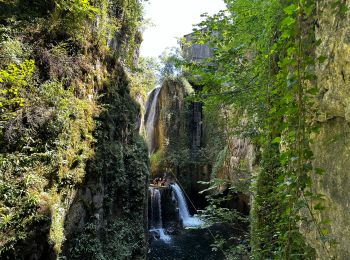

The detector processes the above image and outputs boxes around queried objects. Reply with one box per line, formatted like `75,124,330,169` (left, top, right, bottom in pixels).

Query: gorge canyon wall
304,1,350,258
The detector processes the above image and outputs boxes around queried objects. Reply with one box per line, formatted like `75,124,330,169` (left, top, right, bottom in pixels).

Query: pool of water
147,227,225,260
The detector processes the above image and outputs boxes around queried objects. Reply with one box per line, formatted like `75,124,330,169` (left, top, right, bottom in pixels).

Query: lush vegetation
176,0,345,259
1,0,348,259
0,0,149,259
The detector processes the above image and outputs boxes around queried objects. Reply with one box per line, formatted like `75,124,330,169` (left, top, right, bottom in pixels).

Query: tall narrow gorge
1,0,350,259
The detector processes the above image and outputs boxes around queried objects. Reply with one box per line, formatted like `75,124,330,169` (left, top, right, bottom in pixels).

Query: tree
158,47,182,81
183,0,323,258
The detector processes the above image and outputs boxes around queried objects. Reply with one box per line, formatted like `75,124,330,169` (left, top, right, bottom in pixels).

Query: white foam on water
149,187,171,242
171,183,204,227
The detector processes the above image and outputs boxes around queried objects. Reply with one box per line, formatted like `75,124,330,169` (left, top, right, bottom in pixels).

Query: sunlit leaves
185,0,331,258
284,4,298,15
0,60,35,124
272,137,281,144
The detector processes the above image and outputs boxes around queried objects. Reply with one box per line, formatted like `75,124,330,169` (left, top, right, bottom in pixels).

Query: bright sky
140,0,226,58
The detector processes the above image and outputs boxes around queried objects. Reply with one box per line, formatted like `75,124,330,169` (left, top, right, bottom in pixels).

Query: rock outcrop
304,1,350,259
61,63,149,260
0,1,149,259
144,77,211,209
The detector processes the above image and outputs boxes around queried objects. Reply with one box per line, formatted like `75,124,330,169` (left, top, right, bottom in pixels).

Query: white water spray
144,87,161,154
149,187,171,242
171,183,203,227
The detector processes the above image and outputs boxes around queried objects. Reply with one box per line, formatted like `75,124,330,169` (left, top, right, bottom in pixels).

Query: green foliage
70,218,145,260
0,0,55,21
158,47,183,82
150,150,164,173
0,0,149,257
0,60,34,125
69,223,106,260
211,147,228,179
199,178,250,260
129,57,159,100
65,64,149,259
0,153,50,257
0,38,30,66
183,0,338,258
55,0,98,19
50,0,99,45
0,77,98,256
109,0,145,65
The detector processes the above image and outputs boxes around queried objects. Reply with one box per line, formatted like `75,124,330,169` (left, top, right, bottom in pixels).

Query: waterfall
144,87,161,154
171,183,203,227
149,187,171,242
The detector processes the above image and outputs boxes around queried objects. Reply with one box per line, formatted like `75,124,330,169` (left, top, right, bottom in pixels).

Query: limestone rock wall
0,1,149,259
203,106,254,214
148,78,211,209
61,63,149,259
215,136,253,199
306,1,350,258
156,78,190,156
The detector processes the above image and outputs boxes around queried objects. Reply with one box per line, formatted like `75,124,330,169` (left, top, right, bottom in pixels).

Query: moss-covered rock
145,78,210,206
302,1,350,259
0,1,149,259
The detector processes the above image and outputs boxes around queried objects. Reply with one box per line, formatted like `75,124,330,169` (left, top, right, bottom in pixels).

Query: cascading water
144,87,161,154
171,183,203,227
149,187,171,242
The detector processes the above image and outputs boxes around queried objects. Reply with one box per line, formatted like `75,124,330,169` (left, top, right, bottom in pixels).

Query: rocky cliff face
156,78,192,157
61,63,149,260
145,77,253,213
0,1,149,259
304,1,350,259
145,77,191,171
213,135,253,213
145,78,211,208
201,105,254,214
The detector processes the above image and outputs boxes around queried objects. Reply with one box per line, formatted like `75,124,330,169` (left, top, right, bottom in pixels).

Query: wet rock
166,227,178,235
149,230,160,240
